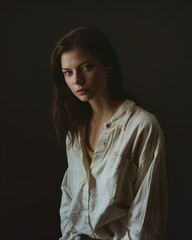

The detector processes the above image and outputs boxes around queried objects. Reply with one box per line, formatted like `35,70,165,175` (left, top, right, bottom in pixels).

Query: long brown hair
50,27,126,143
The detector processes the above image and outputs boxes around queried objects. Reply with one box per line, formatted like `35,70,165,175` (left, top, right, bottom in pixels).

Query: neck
89,95,123,122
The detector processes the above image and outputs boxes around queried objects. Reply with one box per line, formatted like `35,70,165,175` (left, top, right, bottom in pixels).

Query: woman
50,27,168,240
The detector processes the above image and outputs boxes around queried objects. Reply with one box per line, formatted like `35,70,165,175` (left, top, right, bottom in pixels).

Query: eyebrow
61,59,91,70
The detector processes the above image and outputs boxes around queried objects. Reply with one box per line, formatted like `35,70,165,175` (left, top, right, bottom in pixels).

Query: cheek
97,72,108,86
64,81,73,93
90,70,107,83
65,79,72,88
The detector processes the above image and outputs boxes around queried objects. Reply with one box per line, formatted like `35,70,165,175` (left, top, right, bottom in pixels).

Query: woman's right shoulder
66,132,81,151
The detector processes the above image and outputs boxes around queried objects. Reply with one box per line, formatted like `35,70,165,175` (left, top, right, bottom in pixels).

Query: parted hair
50,27,126,143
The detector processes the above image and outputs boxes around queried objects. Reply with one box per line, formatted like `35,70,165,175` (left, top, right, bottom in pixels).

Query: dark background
1,1,192,239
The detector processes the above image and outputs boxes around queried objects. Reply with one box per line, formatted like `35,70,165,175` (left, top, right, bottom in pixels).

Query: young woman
50,27,168,240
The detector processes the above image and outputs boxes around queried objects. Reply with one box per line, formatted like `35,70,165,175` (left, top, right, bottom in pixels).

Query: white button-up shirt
59,100,168,240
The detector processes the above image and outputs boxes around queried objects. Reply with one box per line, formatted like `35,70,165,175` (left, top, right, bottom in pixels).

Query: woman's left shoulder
125,100,162,131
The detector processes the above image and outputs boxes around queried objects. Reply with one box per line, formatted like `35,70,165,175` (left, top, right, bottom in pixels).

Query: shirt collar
107,100,136,129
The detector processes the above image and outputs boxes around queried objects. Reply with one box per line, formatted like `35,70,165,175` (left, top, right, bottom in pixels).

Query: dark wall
1,1,192,239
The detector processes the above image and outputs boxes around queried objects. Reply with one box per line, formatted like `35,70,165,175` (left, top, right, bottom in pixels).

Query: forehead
61,48,96,68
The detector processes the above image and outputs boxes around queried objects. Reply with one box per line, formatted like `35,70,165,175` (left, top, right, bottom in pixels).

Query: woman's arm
126,116,168,240
59,169,81,240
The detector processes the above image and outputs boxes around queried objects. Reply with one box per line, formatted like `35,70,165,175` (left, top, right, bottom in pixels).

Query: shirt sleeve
59,169,81,240
125,115,168,240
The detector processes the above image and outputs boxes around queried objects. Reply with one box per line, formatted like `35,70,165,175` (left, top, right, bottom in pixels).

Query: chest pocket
97,154,136,203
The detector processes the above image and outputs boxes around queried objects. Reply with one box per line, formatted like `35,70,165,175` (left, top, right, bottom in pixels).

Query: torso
86,100,124,152
86,119,106,151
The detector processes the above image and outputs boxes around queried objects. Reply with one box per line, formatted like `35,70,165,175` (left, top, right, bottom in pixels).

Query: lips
76,88,89,95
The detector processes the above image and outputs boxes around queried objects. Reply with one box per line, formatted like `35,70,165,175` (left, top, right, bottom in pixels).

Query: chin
76,94,94,102
78,96,92,102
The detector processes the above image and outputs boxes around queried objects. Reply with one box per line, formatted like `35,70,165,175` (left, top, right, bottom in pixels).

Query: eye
62,70,73,77
81,64,93,71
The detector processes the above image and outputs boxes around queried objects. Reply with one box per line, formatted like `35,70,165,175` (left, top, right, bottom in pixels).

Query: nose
73,70,84,85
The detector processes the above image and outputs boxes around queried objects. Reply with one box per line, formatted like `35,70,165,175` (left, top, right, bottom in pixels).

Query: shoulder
134,105,158,128
124,100,163,135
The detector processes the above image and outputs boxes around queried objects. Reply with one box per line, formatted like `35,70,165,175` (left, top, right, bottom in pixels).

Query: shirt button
102,141,106,146
104,122,111,128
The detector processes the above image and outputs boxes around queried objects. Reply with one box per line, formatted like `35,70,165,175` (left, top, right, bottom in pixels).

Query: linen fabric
59,100,168,240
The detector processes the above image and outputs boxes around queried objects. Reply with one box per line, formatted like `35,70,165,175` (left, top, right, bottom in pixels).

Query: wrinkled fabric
59,100,168,240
